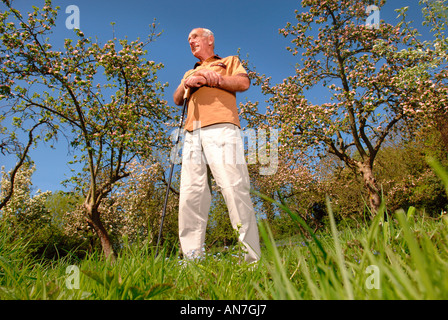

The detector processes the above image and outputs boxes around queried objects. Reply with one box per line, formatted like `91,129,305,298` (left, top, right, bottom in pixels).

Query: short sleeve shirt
181,55,248,132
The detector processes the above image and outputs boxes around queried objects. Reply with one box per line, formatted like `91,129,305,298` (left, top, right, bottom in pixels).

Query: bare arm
195,69,250,93
173,82,187,106
173,71,250,106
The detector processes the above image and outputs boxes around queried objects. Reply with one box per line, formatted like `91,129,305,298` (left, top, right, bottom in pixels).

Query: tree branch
0,120,48,210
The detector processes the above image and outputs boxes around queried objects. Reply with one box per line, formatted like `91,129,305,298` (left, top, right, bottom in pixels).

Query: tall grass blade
396,210,435,299
252,190,327,260
258,221,301,299
427,156,448,195
325,196,354,300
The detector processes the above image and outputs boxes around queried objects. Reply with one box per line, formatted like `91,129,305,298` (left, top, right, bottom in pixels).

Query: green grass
1,158,448,300
1,207,447,300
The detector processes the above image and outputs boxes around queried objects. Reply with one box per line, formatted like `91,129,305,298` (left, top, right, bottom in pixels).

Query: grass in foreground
0,157,447,300
1,204,447,300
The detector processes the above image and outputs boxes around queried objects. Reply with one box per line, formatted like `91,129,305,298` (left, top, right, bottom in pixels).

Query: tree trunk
435,113,448,150
85,203,115,260
357,162,381,215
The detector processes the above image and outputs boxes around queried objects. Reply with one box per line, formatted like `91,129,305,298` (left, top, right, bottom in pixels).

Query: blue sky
2,0,430,193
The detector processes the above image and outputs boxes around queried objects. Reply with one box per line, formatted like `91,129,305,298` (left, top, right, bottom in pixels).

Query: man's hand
184,75,207,88
195,69,223,87
173,75,206,105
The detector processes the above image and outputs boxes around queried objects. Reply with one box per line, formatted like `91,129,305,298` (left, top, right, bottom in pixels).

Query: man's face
188,28,213,60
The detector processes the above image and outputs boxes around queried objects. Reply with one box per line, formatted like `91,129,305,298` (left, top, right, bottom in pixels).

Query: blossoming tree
0,0,174,258
242,0,447,214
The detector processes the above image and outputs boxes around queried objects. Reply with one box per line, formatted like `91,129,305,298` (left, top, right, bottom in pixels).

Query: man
173,28,261,263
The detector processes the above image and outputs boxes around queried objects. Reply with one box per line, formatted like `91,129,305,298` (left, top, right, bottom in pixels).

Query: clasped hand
184,70,222,89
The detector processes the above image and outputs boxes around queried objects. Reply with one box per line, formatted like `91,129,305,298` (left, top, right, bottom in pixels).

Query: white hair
200,28,214,49
202,28,214,37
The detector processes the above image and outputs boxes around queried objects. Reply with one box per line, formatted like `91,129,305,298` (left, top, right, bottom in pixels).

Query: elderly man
173,28,261,263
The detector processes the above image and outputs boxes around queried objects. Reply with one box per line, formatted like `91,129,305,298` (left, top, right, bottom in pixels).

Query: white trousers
178,123,261,263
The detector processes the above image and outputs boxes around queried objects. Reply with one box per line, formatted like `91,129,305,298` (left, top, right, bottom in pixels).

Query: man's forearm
173,73,250,105
217,74,250,93
194,68,250,93
173,83,186,106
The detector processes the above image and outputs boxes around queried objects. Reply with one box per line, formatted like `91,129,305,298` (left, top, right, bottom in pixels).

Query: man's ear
208,35,215,47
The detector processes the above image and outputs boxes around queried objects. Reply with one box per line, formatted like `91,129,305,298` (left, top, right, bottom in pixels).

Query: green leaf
82,269,114,288
427,156,448,196
144,283,173,299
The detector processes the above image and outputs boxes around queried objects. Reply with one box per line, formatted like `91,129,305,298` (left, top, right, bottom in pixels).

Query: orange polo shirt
181,55,248,132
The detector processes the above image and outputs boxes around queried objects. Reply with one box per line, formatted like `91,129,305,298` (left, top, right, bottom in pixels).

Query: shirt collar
194,54,222,69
